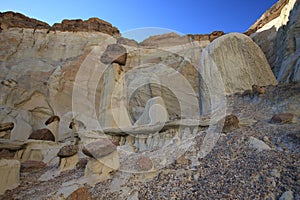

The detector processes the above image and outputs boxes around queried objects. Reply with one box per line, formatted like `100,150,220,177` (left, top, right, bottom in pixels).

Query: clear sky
0,0,278,41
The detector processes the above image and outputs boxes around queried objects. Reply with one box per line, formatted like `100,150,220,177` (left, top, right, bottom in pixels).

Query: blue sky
0,0,278,41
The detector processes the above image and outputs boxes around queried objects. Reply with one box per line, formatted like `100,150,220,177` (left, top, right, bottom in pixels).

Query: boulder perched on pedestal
83,139,119,185
57,145,79,171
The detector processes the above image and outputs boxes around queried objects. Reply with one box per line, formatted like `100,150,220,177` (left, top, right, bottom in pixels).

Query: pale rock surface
134,96,169,126
98,63,132,129
84,151,120,186
199,33,277,114
249,136,271,152
250,0,300,83
0,159,20,195
59,154,79,172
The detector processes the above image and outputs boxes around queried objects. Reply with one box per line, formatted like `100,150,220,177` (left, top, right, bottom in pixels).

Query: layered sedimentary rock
199,33,277,114
248,0,300,83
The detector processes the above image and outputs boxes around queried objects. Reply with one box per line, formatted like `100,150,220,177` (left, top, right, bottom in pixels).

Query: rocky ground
1,83,299,200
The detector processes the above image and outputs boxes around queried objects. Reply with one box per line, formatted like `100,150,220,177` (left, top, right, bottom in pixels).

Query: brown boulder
136,156,153,171
221,114,240,133
270,113,294,124
57,145,78,158
21,160,46,171
66,187,92,200
82,139,116,159
28,128,55,141
100,44,127,66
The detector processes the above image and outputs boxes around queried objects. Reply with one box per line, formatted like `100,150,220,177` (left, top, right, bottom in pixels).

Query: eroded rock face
52,18,120,36
0,11,50,31
100,44,127,65
199,33,278,114
249,0,300,83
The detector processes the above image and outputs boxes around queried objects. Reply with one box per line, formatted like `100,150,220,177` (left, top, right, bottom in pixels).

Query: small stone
270,113,294,124
249,136,271,152
270,168,280,179
136,156,153,171
57,145,78,158
279,191,294,200
82,139,116,159
28,128,55,141
221,114,239,133
176,156,190,166
66,187,92,200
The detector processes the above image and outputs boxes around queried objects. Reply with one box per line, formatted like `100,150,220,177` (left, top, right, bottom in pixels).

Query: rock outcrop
0,11,50,31
248,0,300,83
0,11,120,37
199,33,278,114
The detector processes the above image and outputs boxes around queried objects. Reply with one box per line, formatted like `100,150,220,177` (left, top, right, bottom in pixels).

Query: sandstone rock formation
52,18,120,36
199,33,278,114
249,0,300,83
0,11,50,31
0,159,20,195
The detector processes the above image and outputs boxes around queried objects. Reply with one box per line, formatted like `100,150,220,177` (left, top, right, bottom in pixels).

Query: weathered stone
59,154,79,172
29,128,55,141
136,156,153,171
66,187,92,200
249,136,271,152
0,11,51,31
199,33,278,114
98,63,132,129
0,149,15,159
221,114,239,133
82,139,117,159
0,159,20,195
52,17,120,36
270,113,294,124
15,140,60,163
100,44,127,65
57,145,78,158
279,190,294,200
84,151,120,185
21,160,46,171
134,96,169,126
249,0,299,83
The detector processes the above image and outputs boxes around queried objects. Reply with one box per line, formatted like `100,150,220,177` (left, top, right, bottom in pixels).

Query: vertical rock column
99,44,132,129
